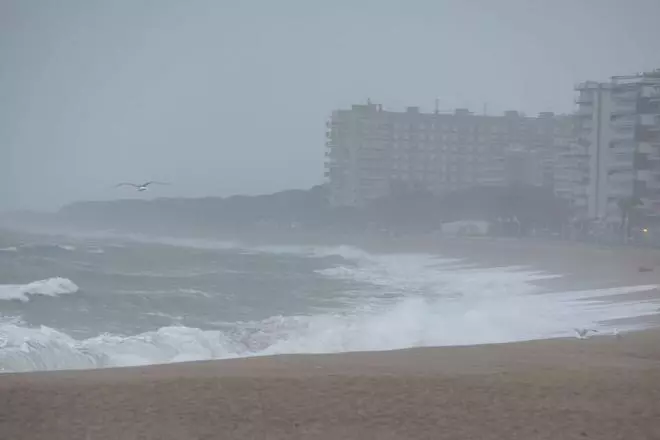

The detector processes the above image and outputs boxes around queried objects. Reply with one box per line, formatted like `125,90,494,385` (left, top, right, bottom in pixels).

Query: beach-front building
324,102,573,207
562,69,660,225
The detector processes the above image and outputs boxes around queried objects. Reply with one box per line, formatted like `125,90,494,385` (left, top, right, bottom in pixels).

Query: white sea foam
15,243,76,252
1,239,659,373
0,246,18,252
0,277,79,302
1,278,658,372
316,252,559,303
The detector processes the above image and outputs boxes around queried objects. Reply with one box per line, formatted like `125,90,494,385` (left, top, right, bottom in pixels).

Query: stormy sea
1,229,658,373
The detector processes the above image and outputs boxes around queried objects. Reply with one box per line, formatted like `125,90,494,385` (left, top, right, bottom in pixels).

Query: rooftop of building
576,69,660,89
334,101,570,122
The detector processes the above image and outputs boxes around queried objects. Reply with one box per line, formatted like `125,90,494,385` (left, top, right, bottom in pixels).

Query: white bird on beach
115,181,170,192
574,328,598,339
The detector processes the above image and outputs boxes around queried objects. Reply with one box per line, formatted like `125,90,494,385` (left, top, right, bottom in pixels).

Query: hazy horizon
2,0,660,212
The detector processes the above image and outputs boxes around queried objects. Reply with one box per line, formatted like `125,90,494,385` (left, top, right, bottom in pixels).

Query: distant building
503,146,545,187
324,102,573,207
560,69,660,224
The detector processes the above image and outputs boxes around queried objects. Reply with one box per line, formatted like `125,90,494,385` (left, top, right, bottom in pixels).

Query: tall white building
564,70,660,224
571,81,615,220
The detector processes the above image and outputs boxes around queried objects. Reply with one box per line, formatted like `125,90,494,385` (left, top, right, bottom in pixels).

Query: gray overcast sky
1,0,659,211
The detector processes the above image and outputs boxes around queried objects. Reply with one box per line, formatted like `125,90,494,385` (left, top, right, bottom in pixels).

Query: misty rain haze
2,2,660,440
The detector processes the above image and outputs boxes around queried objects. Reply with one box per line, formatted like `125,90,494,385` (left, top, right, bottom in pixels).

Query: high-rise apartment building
562,70,660,223
324,102,573,207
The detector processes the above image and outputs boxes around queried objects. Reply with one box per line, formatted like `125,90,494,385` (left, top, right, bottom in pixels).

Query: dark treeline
55,184,570,237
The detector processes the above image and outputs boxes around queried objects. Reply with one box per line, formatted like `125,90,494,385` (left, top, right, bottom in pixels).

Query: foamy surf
1,234,659,373
1,282,658,373
0,277,79,302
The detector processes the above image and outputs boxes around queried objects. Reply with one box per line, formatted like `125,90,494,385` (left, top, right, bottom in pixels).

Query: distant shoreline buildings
324,68,660,228
324,101,573,207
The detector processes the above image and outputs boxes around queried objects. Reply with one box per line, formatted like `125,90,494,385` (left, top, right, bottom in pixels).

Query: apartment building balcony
608,159,634,172
645,177,660,191
638,142,657,155
637,98,660,114
324,160,348,172
610,105,637,119
611,128,636,143
575,94,594,105
649,155,660,174
564,144,590,158
611,115,637,130
556,163,585,176
610,163,635,176
612,91,639,103
639,114,660,130
636,128,660,143
636,169,654,182
646,157,660,170
612,84,640,102
641,85,660,100
609,169,635,182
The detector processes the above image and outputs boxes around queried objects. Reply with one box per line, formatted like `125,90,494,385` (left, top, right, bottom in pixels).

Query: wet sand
2,238,660,439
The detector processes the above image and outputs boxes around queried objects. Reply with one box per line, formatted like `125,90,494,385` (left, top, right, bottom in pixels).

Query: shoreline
2,331,660,439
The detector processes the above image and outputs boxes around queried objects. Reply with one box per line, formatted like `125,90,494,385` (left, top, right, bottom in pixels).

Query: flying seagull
115,181,170,192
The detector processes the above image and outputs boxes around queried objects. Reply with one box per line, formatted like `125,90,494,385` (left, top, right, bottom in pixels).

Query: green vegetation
58,184,570,237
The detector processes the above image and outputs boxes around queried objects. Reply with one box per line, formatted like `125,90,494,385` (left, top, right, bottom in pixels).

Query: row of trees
58,183,573,237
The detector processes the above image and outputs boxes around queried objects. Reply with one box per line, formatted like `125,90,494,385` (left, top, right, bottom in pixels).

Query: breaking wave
1,283,658,373
0,278,79,302
2,234,660,373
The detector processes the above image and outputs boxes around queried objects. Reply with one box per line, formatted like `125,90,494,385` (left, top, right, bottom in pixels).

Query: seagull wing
115,182,139,188
144,181,170,187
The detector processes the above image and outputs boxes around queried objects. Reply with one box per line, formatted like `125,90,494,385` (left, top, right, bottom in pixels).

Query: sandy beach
2,331,660,440
2,238,660,440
